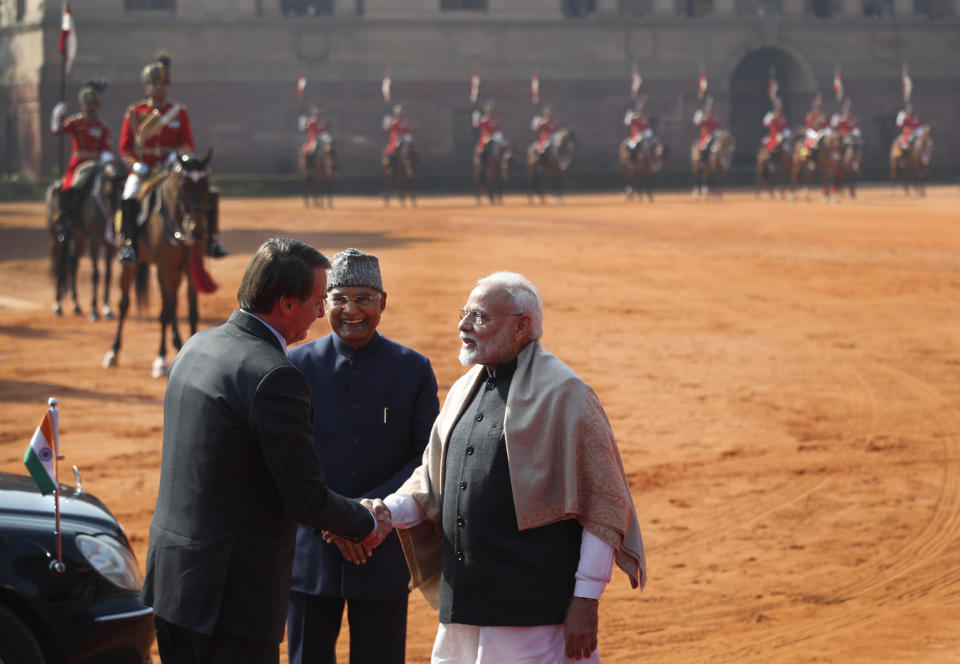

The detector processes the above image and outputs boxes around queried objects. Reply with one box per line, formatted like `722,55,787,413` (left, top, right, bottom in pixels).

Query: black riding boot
116,199,138,266
206,201,228,258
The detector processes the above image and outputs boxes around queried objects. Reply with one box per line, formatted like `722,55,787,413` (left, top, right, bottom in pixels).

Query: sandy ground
1,186,959,663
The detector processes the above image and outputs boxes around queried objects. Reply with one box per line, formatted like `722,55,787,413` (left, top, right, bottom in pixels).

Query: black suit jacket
140,311,374,644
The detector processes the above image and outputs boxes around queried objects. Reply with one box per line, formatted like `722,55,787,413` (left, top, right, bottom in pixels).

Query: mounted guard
116,57,227,266
50,81,114,235
299,104,336,208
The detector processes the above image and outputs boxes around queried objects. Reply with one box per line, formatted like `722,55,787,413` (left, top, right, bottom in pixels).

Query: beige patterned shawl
397,340,646,608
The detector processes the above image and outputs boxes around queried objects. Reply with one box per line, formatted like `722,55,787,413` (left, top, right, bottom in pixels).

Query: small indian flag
23,406,59,495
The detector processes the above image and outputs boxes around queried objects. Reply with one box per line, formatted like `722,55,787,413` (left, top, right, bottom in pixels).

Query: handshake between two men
324,497,393,565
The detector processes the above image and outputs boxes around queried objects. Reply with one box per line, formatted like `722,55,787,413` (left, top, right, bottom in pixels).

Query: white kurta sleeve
385,492,428,529
573,529,615,599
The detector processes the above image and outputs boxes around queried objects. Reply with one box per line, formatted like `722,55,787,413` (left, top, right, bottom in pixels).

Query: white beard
459,326,514,367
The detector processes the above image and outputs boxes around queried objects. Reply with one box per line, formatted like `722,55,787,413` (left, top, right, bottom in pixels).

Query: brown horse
890,125,933,197
691,130,735,199
46,159,126,320
382,140,418,207
619,136,667,202
473,140,514,205
790,132,842,202
754,138,793,200
527,128,575,204
301,139,336,209
836,133,864,198
103,150,218,377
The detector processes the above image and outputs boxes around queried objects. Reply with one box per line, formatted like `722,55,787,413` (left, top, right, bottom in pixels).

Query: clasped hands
322,498,392,565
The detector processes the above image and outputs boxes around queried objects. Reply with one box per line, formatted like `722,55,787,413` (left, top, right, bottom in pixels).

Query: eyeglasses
457,308,524,328
326,292,381,309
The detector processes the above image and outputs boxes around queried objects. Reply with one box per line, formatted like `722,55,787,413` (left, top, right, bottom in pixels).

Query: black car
0,470,154,664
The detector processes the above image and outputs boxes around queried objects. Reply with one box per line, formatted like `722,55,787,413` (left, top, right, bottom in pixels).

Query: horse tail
135,262,150,310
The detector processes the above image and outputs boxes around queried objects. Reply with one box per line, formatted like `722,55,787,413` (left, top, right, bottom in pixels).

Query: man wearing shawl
385,272,646,663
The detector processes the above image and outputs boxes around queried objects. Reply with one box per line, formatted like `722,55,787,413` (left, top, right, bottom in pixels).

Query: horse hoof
53,303,63,316
88,311,99,322
73,305,83,316
102,305,115,319
103,350,118,369
152,356,167,378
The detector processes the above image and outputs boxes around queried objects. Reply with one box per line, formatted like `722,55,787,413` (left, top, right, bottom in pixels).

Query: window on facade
808,0,835,16
441,0,488,9
914,0,951,17
686,0,713,16
564,0,597,16
862,0,893,16
125,0,175,9
282,0,334,15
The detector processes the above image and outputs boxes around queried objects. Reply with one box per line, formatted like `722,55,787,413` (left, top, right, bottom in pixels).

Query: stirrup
207,241,228,259
116,244,136,266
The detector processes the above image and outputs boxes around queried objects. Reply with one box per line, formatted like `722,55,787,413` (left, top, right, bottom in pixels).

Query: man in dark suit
141,237,391,664
286,248,440,664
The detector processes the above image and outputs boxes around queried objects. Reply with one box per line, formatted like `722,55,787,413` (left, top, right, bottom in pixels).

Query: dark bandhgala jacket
141,310,374,645
288,332,439,599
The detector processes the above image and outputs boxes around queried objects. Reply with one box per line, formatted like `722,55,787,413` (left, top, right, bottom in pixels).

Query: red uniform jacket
805,110,828,131
626,112,652,141
533,118,560,152
53,114,112,189
694,113,722,151
302,118,328,154
119,99,194,170
763,112,789,152
473,116,501,151
897,112,922,146
384,118,412,154
833,115,860,138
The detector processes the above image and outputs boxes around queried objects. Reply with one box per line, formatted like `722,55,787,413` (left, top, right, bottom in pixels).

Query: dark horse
619,136,667,202
474,140,514,205
691,130,735,199
791,132,842,202
382,139,418,207
754,138,793,200
46,159,126,320
103,151,218,377
836,132,864,198
527,128,575,204
890,125,933,197
301,138,336,209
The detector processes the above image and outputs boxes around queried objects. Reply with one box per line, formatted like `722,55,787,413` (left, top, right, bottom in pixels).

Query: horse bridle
158,164,208,245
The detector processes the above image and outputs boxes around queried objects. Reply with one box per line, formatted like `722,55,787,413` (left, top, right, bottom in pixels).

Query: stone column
715,0,736,14
892,0,913,15
838,0,861,14
782,0,806,15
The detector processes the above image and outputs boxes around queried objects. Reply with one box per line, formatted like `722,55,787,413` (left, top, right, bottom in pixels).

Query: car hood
0,471,124,537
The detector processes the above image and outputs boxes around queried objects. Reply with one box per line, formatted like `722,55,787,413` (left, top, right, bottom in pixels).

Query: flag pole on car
23,397,67,573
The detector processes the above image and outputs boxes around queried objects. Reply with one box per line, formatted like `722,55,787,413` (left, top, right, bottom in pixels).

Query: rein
158,167,208,246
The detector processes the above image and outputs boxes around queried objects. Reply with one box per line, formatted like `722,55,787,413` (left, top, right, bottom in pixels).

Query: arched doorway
728,47,816,166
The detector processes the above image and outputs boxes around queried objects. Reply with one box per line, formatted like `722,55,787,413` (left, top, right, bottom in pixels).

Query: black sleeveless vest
439,358,582,626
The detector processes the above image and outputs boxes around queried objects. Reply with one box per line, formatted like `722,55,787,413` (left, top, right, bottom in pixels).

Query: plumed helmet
154,50,172,71
141,61,169,86
393,104,404,116
78,80,106,106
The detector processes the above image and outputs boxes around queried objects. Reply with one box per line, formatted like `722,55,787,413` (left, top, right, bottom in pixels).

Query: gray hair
476,271,543,339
